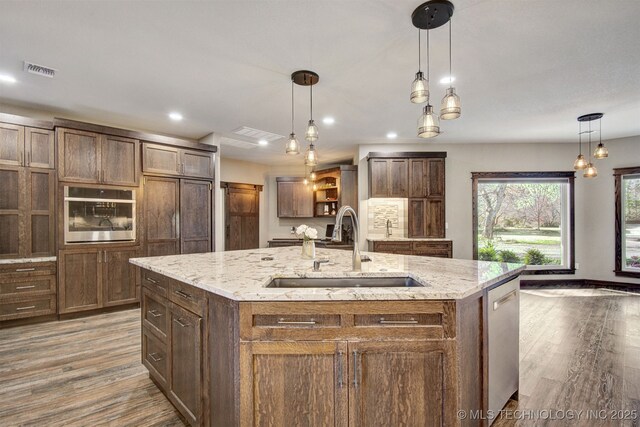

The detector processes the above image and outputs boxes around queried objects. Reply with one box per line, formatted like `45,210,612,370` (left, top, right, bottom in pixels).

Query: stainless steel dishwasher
487,276,520,425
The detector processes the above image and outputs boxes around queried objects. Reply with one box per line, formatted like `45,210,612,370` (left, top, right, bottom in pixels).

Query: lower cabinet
0,261,57,321
370,240,453,258
58,247,140,314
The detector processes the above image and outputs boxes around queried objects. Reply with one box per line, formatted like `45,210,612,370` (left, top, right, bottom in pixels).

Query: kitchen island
131,247,524,427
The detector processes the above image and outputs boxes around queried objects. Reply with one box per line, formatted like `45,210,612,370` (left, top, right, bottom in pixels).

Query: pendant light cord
426,29,430,83
588,120,592,161
291,81,295,132
418,29,422,72
578,121,582,156
310,84,313,121
448,20,453,88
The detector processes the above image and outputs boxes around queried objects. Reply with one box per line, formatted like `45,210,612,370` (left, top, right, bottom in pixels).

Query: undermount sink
265,276,424,288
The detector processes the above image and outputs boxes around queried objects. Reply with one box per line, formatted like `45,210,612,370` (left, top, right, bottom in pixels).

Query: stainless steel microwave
64,186,136,243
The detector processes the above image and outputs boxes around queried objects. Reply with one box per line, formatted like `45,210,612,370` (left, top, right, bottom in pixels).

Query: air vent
218,136,260,150
232,126,284,142
23,61,56,78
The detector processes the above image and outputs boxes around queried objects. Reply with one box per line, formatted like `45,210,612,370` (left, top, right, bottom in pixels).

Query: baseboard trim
521,278,640,293
58,302,140,321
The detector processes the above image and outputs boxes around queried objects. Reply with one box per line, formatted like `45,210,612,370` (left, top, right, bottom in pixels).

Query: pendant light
309,170,317,181
304,143,318,166
440,20,461,120
583,118,597,178
291,70,320,166
573,121,587,170
593,116,608,159
417,29,440,138
305,84,319,142
285,80,300,155
410,30,428,103
575,113,605,177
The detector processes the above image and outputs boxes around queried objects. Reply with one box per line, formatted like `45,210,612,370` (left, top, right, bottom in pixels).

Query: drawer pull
16,305,36,311
15,285,36,290
173,318,191,328
15,268,36,272
145,277,159,284
493,290,517,311
174,290,192,300
147,309,163,318
277,318,317,325
379,318,419,325
148,352,164,362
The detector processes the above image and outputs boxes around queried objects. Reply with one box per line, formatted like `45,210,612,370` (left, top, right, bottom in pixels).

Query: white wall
356,136,640,285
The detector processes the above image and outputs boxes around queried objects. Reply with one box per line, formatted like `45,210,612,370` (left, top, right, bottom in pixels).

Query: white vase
302,240,316,259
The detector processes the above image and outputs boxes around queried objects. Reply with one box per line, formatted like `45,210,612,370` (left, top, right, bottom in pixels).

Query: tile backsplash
367,198,407,238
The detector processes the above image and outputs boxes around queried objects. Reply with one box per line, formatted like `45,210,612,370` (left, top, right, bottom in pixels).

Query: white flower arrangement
296,224,318,241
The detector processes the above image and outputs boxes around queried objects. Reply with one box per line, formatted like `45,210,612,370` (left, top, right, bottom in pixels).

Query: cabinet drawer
142,270,168,297
169,280,206,315
143,329,168,388
0,295,56,321
253,314,341,328
142,288,168,339
354,313,442,327
0,276,56,297
0,262,56,277
412,241,451,251
373,242,412,253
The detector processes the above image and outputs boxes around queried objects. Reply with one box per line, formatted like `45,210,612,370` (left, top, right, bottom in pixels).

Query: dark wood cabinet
368,158,408,198
223,182,260,251
180,180,212,254
370,240,453,258
144,176,180,257
0,262,57,322
276,179,314,218
426,158,445,197
58,248,102,313
58,128,139,186
142,143,214,179
102,247,139,306
369,159,389,198
182,149,214,179
408,198,427,238
0,123,25,167
389,159,408,197
25,128,55,169
0,167,21,258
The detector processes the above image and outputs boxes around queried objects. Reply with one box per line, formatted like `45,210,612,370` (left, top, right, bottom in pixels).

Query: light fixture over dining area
573,113,607,178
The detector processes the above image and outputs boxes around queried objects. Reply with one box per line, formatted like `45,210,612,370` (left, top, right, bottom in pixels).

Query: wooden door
408,159,427,198
101,135,139,186
426,158,445,197
25,128,55,169
425,198,445,238
239,341,348,427
142,143,180,176
144,177,180,256
102,247,139,306
0,123,25,167
408,198,426,238
348,341,454,427
388,159,408,197
293,182,314,218
180,179,212,254
277,181,295,217
224,183,260,251
57,128,101,183
25,168,55,256
169,302,202,426
58,249,102,313
368,159,389,198
0,167,23,258
181,149,214,179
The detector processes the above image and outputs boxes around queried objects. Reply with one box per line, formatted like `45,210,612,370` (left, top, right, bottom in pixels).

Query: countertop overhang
130,247,524,302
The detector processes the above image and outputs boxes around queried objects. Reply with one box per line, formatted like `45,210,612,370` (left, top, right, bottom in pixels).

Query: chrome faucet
313,258,330,271
332,205,362,271
385,219,392,238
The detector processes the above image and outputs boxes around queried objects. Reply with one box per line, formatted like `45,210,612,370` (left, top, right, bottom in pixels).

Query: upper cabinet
368,158,408,198
57,128,139,186
0,123,55,169
142,143,214,179
408,158,445,198
276,179,314,218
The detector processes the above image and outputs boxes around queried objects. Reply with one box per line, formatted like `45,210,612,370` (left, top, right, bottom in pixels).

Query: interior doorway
221,182,262,250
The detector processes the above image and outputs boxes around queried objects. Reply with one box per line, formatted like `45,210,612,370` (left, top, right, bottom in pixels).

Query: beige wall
356,136,640,285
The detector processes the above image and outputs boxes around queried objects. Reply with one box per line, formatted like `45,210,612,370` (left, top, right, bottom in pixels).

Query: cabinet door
26,168,55,257
180,179,212,254
408,198,426,238
0,167,23,258
101,135,139,186
368,159,389,198
0,123,25,167
277,181,295,218
58,128,101,183
293,182,314,218
425,198,445,238
169,303,203,426
144,177,180,256
102,248,139,306
349,341,454,427
25,128,55,169
58,249,101,313
426,158,445,197
408,159,427,198
388,159,408,198
142,143,180,176
240,341,348,427
181,149,214,179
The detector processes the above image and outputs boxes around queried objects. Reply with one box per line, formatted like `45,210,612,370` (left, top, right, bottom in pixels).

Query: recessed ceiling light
258,139,269,146
386,132,398,139
0,74,17,84
439,76,455,85
168,112,183,121
322,117,335,125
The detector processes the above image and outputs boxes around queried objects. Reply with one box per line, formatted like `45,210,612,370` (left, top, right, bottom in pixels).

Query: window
472,172,575,274
615,167,640,278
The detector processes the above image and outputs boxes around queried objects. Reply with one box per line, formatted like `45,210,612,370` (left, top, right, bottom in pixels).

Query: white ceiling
1,0,639,165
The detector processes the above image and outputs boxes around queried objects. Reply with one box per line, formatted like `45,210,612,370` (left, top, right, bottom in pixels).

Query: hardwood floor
0,289,637,427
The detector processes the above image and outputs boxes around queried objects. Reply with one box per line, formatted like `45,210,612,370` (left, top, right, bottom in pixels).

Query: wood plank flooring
0,288,637,426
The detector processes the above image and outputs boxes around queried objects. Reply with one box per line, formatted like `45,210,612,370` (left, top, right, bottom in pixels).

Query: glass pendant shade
304,144,318,166
574,154,588,170
305,119,318,142
440,87,461,120
417,104,440,138
410,72,429,104
309,171,317,181
303,177,309,185
594,143,608,159
583,163,597,178
285,133,300,155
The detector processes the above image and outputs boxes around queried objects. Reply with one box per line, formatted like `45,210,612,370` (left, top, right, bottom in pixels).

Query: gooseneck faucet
332,205,362,271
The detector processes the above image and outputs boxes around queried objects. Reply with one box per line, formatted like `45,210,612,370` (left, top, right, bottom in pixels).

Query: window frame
471,171,576,275
614,166,640,278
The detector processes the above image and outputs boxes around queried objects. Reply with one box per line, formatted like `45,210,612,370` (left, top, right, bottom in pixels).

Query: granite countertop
0,256,57,265
130,247,524,302
367,237,452,242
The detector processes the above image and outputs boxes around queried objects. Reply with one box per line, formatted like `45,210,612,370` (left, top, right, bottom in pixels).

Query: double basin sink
266,276,424,288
